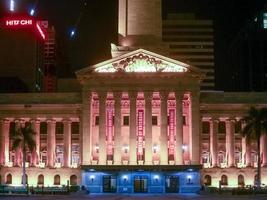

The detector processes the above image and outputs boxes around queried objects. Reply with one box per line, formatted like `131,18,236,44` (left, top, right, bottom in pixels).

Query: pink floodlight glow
36,22,45,40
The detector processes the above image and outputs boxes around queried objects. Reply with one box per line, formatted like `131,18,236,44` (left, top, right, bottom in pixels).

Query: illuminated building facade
0,0,266,194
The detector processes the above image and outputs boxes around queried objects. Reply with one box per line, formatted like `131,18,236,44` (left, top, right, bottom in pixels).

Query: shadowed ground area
1,194,267,200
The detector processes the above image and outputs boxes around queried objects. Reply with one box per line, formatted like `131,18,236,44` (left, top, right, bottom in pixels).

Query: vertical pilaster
129,91,137,165
175,92,183,165
226,119,235,167
47,120,56,167
262,135,267,166
210,119,219,167
98,92,107,165
190,91,200,164
81,91,92,165
31,119,40,167
0,119,10,165
160,91,168,165
15,120,23,167
114,92,122,165
144,91,153,165
63,119,72,167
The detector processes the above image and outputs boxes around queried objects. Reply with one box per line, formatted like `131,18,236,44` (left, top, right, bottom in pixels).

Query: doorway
134,176,148,193
165,175,179,193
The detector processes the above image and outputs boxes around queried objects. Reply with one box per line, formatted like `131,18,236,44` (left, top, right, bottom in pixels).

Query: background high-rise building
163,13,215,90
228,5,267,91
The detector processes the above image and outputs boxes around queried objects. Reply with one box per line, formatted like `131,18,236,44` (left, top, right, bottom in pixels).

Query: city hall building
0,0,267,194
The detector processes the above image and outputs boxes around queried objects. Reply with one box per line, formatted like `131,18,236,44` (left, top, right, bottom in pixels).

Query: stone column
98,92,107,165
47,120,56,167
160,91,168,165
0,119,10,165
175,91,183,165
144,91,153,165
63,119,72,167
226,119,235,167
15,120,23,166
190,91,200,164
31,119,40,167
262,135,267,166
114,92,122,165
129,91,137,165
210,119,219,167
81,91,92,165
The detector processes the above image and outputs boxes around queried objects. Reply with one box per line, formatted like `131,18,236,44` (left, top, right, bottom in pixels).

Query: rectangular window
71,122,79,135
152,116,158,126
123,116,129,126
235,121,242,133
218,121,226,134
202,121,210,134
40,122,47,134
56,122,63,134
183,116,186,125
95,116,99,126
263,13,267,29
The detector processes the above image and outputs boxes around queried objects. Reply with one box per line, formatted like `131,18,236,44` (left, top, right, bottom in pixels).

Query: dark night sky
0,0,265,91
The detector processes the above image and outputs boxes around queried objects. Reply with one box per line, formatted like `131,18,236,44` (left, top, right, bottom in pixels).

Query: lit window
123,116,129,126
152,116,158,126
263,13,267,29
95,116,99,126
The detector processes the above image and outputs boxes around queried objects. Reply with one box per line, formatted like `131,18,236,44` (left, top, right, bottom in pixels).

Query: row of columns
208,119,267,167
0,119,74,168
81,90,200,166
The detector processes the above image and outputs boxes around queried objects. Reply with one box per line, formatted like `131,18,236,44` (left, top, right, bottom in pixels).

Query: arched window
238,174,245,187
70,175,77,185
204,175,211,186
21,174,28,184
54,175,60,185
6,174,12,184
221,175,228,186
38,174,44,185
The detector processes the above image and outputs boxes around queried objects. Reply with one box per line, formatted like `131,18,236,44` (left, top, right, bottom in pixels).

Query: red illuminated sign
106,108,114,156
137,110,144,157
3,17,46,40
5,19,33,26
168,109,175,155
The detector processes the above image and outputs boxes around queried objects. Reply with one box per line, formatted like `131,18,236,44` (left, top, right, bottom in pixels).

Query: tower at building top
118,0,162,47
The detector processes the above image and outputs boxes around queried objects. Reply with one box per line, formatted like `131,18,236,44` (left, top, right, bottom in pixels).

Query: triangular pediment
76,49,203,76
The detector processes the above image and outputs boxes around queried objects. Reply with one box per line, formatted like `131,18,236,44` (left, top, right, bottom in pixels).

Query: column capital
174,91,184,99
113,91,122,100
62,119,72,124
144,91,153,102
0,118,10,124
128,91,138,99
159,91,169,100
46,119,56,124
30,119,40,124
210,118,219,123
97,91,107,100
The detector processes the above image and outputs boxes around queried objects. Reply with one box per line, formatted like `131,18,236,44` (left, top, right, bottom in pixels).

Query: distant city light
30,9,35,16
70,29,76,38
10,0,15,11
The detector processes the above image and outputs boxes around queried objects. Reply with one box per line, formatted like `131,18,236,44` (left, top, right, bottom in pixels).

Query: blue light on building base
82,169,201,194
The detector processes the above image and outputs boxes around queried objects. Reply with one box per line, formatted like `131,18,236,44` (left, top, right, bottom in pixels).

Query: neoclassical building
0,0,267,194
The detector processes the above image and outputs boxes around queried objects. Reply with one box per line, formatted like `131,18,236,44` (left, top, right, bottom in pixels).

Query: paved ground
1,194,267,200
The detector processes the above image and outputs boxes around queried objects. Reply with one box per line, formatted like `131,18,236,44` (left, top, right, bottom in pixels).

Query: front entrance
165,175,179,193
103,175,117,193
134,175,148,193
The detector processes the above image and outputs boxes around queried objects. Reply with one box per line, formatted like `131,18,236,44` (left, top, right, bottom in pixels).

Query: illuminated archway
221,175,228,186
238,174,245,187
6,174,12,184
38,174,44,185
204,175,211,186
70,175,77,185
54,175,60,185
